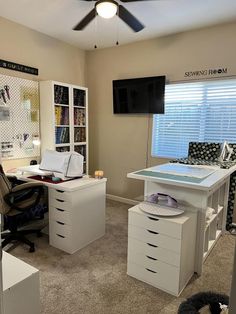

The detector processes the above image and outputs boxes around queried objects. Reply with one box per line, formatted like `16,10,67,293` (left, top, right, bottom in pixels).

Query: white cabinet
127,204,197,296
40,80,88,174
2,252,40,314
48,178,106,254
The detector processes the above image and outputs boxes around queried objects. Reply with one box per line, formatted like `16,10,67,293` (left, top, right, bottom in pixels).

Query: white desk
128,163,236,275
2,252,40,314
15,171,107,254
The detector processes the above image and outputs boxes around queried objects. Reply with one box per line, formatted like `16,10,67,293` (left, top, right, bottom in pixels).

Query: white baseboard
106,194,139,205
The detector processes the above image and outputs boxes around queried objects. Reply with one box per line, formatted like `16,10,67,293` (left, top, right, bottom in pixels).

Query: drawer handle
148,217,159,221
56,199,65,203
145,268,157,274
147,243,158,248
146,255,157,261
56,208,65,212
56,234,65,238
56,190,64,193
56,221,65,225
147,229,159,235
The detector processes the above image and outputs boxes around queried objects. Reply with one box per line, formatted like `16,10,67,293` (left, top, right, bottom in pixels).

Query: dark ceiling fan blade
73,8,96,30
118,4,144,32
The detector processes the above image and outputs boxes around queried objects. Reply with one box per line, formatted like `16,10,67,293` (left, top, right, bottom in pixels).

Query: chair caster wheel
37,231,42,238
29,245,35,253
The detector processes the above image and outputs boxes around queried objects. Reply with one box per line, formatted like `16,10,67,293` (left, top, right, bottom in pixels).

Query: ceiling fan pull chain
116,6,120,46
94,10,98,49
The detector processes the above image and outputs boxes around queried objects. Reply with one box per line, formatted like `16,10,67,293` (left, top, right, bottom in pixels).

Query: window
152,79,236,159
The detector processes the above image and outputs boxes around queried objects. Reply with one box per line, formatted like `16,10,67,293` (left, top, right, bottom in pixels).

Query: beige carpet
8,200,235,314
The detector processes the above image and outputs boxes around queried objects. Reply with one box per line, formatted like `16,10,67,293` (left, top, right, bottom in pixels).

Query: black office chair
0,167,44,252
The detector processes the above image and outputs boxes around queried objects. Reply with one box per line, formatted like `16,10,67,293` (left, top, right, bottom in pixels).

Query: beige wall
1,17,236,199
0,17,86,170
87,22,236,200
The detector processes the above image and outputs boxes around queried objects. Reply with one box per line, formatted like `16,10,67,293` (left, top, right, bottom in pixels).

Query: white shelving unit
40,81,88,174
204,183,227,260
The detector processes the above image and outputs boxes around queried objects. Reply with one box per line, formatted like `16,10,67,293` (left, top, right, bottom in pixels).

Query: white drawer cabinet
127,204,197,296
48,179,106,254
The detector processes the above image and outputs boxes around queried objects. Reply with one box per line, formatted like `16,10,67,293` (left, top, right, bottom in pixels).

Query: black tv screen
113,76,165,114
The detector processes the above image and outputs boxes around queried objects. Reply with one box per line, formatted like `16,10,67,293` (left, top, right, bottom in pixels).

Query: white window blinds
152,79,236,159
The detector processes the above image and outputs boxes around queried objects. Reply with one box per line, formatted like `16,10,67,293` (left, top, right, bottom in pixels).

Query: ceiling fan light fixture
96,0,118,19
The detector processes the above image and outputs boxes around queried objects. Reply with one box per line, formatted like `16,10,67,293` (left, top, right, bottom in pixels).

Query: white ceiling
1,0,236,50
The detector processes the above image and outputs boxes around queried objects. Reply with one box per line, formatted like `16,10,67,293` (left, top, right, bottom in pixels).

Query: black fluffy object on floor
178,291,229,314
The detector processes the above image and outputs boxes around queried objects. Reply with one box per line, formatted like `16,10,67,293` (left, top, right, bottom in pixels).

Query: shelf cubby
74,107,86,126
73,88,85,107
55,105,69,126
55,126,70,144
209,215,217,241
204,226,209,254
212,191,219,212
56,146,70,152
204,180,228,261
74,144,86,162
218,183,226,209
54,84,69,105
74,127,86,143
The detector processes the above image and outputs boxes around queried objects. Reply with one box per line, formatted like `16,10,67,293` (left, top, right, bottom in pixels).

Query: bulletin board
0,74,40,160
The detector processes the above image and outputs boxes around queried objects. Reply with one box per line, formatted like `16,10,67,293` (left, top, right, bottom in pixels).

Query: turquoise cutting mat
135,170,204,183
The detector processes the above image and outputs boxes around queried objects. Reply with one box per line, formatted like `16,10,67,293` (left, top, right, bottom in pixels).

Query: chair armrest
11,182,43,193
4,183,44,212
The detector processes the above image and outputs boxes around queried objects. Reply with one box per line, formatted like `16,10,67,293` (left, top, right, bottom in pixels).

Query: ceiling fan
73,0,150,32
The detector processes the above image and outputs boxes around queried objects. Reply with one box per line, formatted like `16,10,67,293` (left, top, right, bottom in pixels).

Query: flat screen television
113,75,166,114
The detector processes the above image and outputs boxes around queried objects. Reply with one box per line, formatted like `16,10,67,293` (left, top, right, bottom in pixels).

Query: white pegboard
0,74,40,160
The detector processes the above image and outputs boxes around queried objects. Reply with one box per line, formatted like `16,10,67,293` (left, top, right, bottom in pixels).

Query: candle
95,170,104,179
